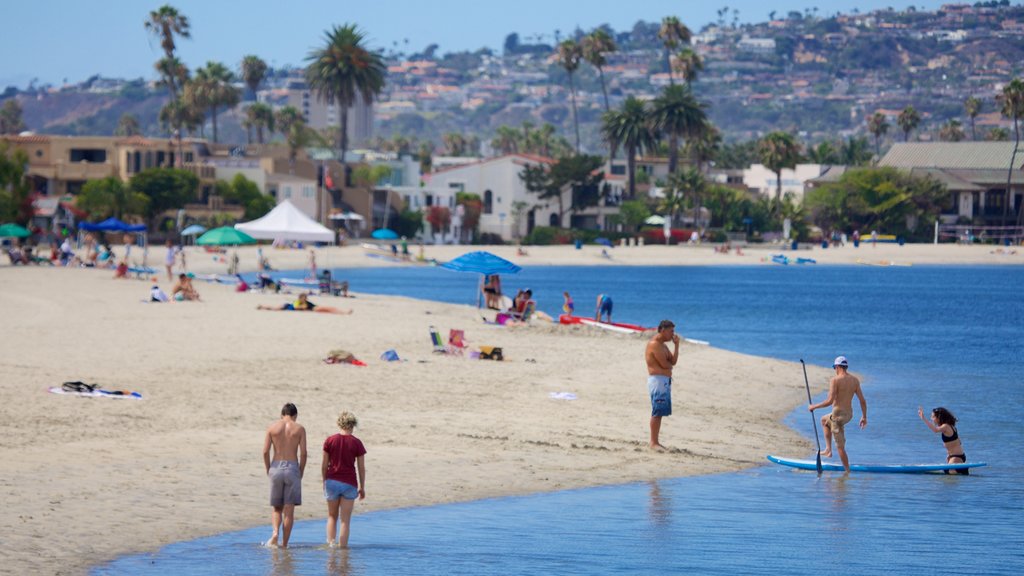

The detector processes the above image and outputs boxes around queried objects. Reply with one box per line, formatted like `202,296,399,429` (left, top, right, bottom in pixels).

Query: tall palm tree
443,133,467,156
939,119,965,142
649,84,707,175
556,40,583,154
867,112,889,158
601,97,656,198
999,78,1024,222
758,131,802,212
964,96,982,141
193,61,240,143
685,121,721,173
673,47,704,84
658,16,692,86
417,141,434,175
581,29,616,112
115,113,142,137
274,106,302,139
666,167,706,228
305,23,386,189
145,5,190,163
492,125,519,155
897,105,921,142
245,102,274,144
240,55,268,101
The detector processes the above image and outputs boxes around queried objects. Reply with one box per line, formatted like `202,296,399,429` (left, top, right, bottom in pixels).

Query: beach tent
441,251,521,308
79,217,147,233
0,223,31,238
234,200,334,243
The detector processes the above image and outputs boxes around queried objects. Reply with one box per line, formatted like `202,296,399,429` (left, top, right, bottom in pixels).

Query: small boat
559,314,651,334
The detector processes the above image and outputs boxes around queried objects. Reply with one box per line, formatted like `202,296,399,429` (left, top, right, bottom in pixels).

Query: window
448,182,465,192
611,164,626,176
483,190,493,214
284,186,292,199
303,186,314,198
69,148,106,163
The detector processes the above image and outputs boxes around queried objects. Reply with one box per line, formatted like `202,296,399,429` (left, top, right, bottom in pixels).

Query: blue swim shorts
324,479,359,501
648,375,672,417
600,297,613,315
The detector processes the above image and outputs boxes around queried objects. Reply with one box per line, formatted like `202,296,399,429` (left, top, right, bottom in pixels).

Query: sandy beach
136,241,1023,277
0,263,838,575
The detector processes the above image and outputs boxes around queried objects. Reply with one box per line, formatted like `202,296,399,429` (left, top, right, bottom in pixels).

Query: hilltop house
878,142,1024,225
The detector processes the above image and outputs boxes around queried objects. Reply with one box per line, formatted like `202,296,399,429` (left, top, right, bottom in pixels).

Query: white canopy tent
234,200,335,243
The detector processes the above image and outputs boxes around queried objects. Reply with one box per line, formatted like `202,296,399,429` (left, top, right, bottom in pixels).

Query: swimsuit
268,460,302,506
829,409,852,445
941,427,959,443
648,375,672,417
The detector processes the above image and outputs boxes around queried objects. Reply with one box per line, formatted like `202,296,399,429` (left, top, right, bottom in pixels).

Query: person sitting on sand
257,292,352,315
322,411,366,549
150,285,170,302
263,403,307,549
236,274,250,293
171,273,201,301
918,406,970,475
512,289,534,320
114,260,129,279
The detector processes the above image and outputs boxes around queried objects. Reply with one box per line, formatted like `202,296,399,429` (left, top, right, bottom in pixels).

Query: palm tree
192,61,240,143
939,119,965,142
245,102,274,144
867,112,889,157
999,78,1024,221
417,141,434,174
305,23,386,188
806,141,839,164
145,5,190,163
964,96,982,141
658,16,692,85
274,106,302,139
685,121,721,173
601,96,656,198
492,125,519,155
897,105,921,142
758,131,802,211
667,167,706,228
987,127,1010,141
115,113,142,137
240,55,268,101
581,29,616,112
443,133,466,156
556,40,583,154
649,84,707,175
673,47,704,84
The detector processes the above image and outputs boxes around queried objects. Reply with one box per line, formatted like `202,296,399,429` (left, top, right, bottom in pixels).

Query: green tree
305,24,386,184
684,121,721,172
77,177,149,220
964,96,982,141
556,39,583,154
145,5,190,161
897,105,921,142
0,142,31,222
222,173,274,220
417,141,434,174
649,84,707,176
0,99,27,134
115,113,142,137
999,78,1024,221
130,167,198,221
807,141,840,164
667,167,706,227
840,136,873,166
581,29,616,112
191,61,240,143
245,102,274,144
274,106,302,139
939,119,965,142
240,55,268,100
601,96,656,198
519,163,562,224
986,127,1010,141
867,112,889,158
550,154,605,216
491,125,520,155
672,47,703,84
757,131,802,211
619,199,651,232
657,16,692,85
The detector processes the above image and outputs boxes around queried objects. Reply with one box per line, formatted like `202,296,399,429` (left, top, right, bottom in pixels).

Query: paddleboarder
918,406,969,475
645,320,680,452
808,356,867,473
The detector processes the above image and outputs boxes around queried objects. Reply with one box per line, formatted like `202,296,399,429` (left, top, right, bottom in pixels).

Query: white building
743,163,831,201
425,154,557,241
737,36,777,54
267,173,319,219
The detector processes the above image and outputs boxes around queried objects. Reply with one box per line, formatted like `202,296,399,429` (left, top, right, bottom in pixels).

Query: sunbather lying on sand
257,292,352,315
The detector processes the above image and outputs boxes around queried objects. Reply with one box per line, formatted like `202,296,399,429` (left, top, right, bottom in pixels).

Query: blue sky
1,0,952,87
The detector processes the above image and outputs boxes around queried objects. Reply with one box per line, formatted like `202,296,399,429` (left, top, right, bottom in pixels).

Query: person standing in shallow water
263,403,307,548
918,406,970,475
322,411,367,548
645,320,680,451
808,356,867,473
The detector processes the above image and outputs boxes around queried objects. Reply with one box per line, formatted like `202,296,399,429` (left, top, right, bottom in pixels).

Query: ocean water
96,265,1024,575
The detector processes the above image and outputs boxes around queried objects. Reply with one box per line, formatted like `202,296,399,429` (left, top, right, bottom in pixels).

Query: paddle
801,359,823,475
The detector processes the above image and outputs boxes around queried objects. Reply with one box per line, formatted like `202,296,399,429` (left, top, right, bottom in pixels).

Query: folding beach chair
448,329,468,354
429,326,447,354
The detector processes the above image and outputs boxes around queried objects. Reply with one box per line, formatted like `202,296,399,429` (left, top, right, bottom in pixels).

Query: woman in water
918,406,969,475
322,411,366,548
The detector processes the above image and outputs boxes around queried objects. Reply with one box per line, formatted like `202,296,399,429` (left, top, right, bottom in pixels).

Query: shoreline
3,266,828,574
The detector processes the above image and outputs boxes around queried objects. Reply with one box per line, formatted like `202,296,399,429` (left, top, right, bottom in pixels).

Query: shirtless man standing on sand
808,356,867,473
645,320,680,451
263,403,308,548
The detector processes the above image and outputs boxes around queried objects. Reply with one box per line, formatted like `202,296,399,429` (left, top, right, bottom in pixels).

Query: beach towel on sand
49,381,142,399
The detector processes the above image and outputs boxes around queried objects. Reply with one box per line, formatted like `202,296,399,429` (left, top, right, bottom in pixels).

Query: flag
324,170,334,190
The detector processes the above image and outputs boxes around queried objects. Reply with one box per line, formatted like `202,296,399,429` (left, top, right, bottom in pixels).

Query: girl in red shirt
321,411,366,548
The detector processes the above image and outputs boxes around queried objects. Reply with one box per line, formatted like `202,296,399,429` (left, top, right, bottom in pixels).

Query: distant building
742,163,832,201
878,142,1024,225
284,75,373,145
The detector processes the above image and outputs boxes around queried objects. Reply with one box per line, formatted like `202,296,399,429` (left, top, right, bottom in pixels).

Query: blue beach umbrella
180,224,207,236
441,251,521,308
371,228,399,240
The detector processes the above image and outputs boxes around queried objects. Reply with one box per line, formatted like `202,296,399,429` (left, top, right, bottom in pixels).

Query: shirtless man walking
263,403,308,548
808,356,867,473
645,320,680,451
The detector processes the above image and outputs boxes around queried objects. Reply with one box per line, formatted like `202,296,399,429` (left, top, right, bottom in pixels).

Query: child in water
918,406,969,475
562,291,574,315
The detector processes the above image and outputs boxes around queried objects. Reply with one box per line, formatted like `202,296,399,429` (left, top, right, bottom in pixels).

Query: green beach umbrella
196,226,256,246
0,223,31,238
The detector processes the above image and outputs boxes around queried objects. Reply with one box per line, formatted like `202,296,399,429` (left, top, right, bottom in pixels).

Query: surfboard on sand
48,387,142,400
767,454,986,474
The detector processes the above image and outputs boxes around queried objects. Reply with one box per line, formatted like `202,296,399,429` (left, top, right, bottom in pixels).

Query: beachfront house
742,163,835,202
878,142,1024,226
